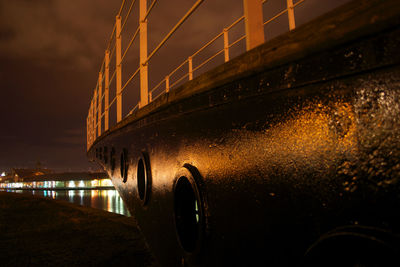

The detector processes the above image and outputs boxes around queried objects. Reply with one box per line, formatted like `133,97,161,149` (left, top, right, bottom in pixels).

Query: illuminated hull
88,1,400,266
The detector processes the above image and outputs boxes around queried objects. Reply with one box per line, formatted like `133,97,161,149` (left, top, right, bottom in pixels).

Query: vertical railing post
149,92,153,102
139,0,149,108
188,57,193,80
87,113,89,149
98,72,102,137
87,110,90,148
90,99,94,144
92,98,96,142
89,102,92,147
88,114,91,150
92,98,95,143
243,0,265,51
223,28,230,62
286,0,296,30
104,50,110,131
165,76,169,93
87,116,89,150
93,88,98,139
116,15,122,122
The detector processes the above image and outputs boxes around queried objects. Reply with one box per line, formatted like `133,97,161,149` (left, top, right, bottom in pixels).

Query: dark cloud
0,28,15,42
0,0,116,69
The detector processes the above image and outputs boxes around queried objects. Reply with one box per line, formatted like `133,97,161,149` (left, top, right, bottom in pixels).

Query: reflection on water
3,189,130,217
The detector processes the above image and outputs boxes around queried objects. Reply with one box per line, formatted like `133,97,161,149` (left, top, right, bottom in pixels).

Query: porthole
137,153,151,204
173,166,204,253
120,149,128,183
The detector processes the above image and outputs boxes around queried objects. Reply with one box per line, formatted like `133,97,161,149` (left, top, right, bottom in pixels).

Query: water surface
2,189,130,216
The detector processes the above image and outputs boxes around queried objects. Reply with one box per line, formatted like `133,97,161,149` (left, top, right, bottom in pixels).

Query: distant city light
91,179,99,187
1,172,5,177
1,178,113,189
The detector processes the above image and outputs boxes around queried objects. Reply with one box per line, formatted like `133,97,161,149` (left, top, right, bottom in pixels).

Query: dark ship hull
88,0,400,266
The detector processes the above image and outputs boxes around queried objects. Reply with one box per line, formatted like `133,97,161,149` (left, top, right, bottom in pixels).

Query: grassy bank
0,192,156,266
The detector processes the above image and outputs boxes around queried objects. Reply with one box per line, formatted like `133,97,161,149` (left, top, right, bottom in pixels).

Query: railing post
86,116,89,150
116,15,122,122
223,28,229,62
188,57,193,80
165,76,170,93
90,99,95,143
93,88,98,139
92,98,96,142
287,0,296,30
243,0,265,50
98,72,102,137
87,109,90,148
104,50,110,131
139,0,149,108
149,92,153,102
87,112,90,149
89,102,92,147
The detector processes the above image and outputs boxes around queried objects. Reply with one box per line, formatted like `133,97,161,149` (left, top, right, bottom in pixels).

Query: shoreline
0,191,156,266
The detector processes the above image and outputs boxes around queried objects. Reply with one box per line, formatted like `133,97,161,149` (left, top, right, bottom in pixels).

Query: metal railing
87,0,305,150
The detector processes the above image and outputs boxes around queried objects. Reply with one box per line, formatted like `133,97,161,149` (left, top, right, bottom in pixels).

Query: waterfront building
11,168,53,182
0,172,113,190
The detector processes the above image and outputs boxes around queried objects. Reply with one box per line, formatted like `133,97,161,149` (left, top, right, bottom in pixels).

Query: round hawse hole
174,176,202,252
120,149,128,183
137,155,151,204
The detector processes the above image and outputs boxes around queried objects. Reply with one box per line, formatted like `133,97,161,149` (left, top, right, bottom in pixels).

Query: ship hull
88,0,400,265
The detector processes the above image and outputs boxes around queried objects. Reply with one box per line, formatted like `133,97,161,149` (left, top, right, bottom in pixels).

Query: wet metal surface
88,2,400,266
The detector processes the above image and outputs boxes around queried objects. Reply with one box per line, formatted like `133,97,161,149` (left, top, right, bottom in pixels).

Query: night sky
0,0,350,172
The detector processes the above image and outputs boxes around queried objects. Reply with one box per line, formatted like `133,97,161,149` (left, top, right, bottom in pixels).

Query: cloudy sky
0,0,351,172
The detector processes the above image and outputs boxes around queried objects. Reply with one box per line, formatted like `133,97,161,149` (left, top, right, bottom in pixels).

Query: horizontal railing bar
100,91,106,102
109,70,117,86
145,0,204,65
118,0,126,16
150,77,166,94
228,34,246,48
170,72,189,89
149,12,246,97
264,8,288,26
122,25,140,61
191,31,223,58
151,90,164,102
168,58,189,79
226,15,245,31
101,73,106,84
143,0,158,21
121,0,136,31
110,43,116,60
107,24,117,51
127,102,140,116
93,85,98,96
109,95,117,108
294,0,305,8
121,67,140,93
97,110,106,121
99,59,105,74
193,48,224,73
